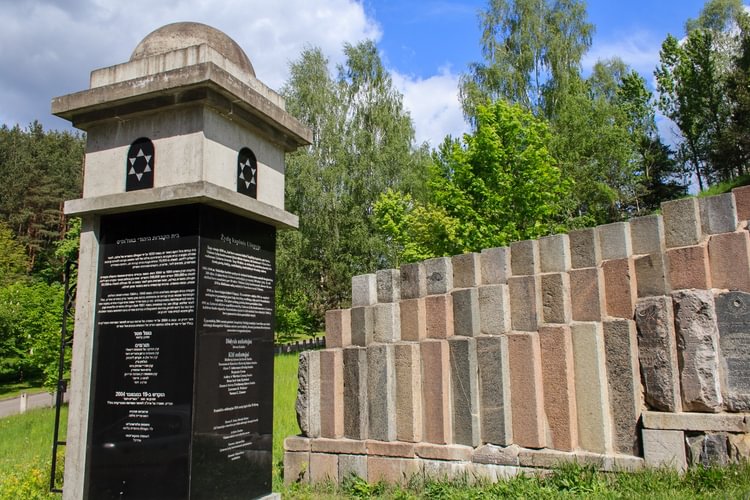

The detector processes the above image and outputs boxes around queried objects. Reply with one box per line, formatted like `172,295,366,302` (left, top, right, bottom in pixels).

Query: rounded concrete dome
130,22,255,77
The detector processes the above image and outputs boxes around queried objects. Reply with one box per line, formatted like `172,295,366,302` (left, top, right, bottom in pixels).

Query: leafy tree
375,100,570,261
276,42,429,330
0,221,28,286
460,0,594,120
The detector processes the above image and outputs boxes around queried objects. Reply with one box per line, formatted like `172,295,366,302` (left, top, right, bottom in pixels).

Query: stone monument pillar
52,22,311,499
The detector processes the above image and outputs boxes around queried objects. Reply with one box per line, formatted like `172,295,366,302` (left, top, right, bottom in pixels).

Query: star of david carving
238,157,256,189
236,147,258,198
128,148,153,182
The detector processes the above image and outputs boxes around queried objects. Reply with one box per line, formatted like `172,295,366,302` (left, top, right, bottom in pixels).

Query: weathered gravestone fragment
714,291,750,411
635,296,682,412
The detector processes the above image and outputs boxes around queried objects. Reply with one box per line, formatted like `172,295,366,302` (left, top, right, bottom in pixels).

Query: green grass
0,378,47,400
273,353,302,490
698,173,750,198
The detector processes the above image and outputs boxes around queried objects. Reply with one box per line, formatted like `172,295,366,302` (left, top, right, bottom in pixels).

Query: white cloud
0,0,381,129
391,67,469,147
583,29,663,77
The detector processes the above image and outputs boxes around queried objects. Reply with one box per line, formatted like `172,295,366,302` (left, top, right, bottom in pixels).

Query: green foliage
0,221,28,285
375,100,570,262
277,42,429,328
271,353,301,491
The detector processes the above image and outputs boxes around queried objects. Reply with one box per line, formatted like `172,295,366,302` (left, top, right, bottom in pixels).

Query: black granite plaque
86,204,275,499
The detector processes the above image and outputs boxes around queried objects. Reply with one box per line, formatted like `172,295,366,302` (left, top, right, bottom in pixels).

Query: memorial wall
284,185,750,485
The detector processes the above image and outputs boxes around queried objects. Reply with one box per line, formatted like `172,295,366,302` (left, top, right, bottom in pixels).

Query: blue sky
0,0,737,147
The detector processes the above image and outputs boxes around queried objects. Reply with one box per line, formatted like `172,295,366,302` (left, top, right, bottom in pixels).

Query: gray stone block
376,268,401,303
687,433,729,466
452,252,481,288
343,346,368,440
476,335,513,445
569,227,601,269
700,193,738,235
400,262,426,299
478,284,511,335
352,273,377,307
603,320,642,456
424,257,454,295
480,247,511,284
351,306,374,346
367,343,396,441
539,234,571,272
472,444,520,465
642,429,687,472
635,253,670,297
510,239,539,276
373,302,401,343
714,291,750,411
634,296,682,412
541,272,571,324
449,337,481,447
452,287,480,337
339,454,367,481
508,275,541,332
597,222,633,260
296,350,321,437
394,343,422,442
672,290,722,411
630,215,665,255
662,197,702,248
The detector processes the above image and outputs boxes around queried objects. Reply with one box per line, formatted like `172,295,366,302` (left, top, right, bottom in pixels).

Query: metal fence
274,336,325,355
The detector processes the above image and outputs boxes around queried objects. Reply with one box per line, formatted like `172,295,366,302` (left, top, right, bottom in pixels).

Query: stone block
284,451,309,485
373,302,401,343
309,452,339,483
539,234,571,272
687,433,729,466
518,448,576,468
452,287,480,337
424,256,454,295
394,343,422,442
367,343,396,441
541,273,571,324
569,227,601,269
729,433,750,461
415,442,473,461
700,193,738,235
635,253,670,298
472,444,520,466
478,284,511,335
284,436,311,452
420,339,452,444
570,322,614,454
634,296,682,412
630,215,665,255
400,262,426,299
603,320,642,456
448,336,481,446
569,267,605,322
510,239,539,276
476,335,513,445
339,454,367,481
714,291,750,411
350,306,374,347
509,275,541,331
666,245,711,290
602,258,637,319
325,308,352,348
480,246,511,285
452,252,481,288
352,273,377,307
367,456,419,484
732,184,750,222
642,411,749,432
708,231,750,291
597,222,633,260
296,350,320,437
319,349,344,439
662,197,702,248
343,346,368,440
399,298,426,341
672,290,722,411
506,331,546,448
419,459,468,480
538,325,578,451
425,294,454,339
366,440,415,458
642,429,687,472
376,268,401,303
311,438,367,455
